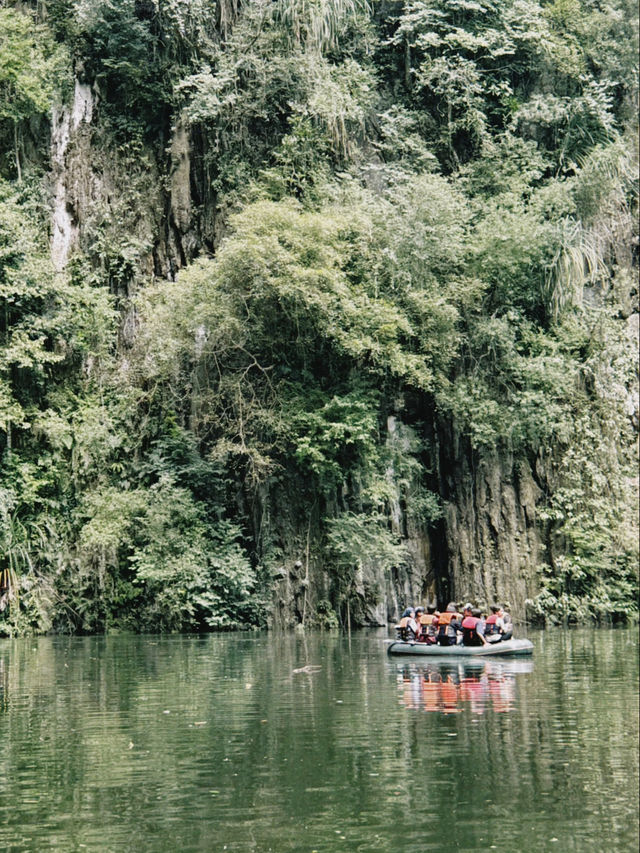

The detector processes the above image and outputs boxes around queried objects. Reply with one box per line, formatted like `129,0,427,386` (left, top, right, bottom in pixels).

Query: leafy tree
0,0,636,633
0,7,68,179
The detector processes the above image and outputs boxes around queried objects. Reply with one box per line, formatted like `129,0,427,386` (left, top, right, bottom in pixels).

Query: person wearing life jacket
414,606,426,641
395,608,419,641
501,603,513,640
414,605,436,643
461,607,488,646
485,604,506,642
436,603,462,646
420,605,438,644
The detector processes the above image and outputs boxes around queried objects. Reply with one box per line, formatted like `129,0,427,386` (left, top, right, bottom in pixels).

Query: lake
0,626,637,852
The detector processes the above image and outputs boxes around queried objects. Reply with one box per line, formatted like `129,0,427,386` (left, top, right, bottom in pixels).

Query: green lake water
0,626,637,852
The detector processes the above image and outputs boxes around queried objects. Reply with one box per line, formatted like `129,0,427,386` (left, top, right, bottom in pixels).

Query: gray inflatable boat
387,638,534,657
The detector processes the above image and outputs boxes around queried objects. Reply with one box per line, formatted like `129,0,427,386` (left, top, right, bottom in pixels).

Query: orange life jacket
396,616,418,641
420,613,437,640
414,613,429,639
437,611,459,639
395,616,409,640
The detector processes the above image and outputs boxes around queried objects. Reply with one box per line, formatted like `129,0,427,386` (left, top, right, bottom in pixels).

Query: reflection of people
396,659,524,716
423,669,442,712
441,675,460,714
488,673,515,712
460,668,488,714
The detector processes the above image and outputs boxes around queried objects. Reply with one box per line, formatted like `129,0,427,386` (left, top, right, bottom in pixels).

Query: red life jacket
461,615,483,646
485,613,501,635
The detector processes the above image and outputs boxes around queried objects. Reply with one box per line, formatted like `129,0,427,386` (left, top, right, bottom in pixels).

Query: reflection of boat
444,657,534,675
396,657,534,680
395,656,532,714
387,638,534,657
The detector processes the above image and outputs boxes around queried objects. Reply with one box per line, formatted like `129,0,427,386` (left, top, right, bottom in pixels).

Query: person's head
472,607,482,619
463,602,473,614
402,607,415,618
415,606,424,616
427,605,436,614
446,602,457,613
490,604,501,614
502,602,511,612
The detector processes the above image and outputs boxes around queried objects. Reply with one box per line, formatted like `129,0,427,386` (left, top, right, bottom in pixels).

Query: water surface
0,626,637,852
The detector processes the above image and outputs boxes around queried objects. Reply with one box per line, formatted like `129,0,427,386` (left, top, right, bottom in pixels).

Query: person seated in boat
436,603,462,646
461,607,488,646
420,605,438,644
414,606,426,642
501,603,513,640
485,604,509,642
395,608,419,642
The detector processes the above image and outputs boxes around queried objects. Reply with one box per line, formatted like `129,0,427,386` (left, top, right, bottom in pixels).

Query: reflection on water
0,627,637,853
396,657,533,714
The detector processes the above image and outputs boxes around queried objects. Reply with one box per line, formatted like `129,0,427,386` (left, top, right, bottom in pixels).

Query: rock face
438,440,542,619
265,411,541,629
51,79,95,270
50,81,195,285
48,90,546,630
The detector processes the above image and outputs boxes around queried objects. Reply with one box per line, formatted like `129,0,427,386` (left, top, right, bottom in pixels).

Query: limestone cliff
45,79,637,632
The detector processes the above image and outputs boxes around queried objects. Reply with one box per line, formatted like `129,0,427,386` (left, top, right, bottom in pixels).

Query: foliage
0,6,69,177
526,314,639,623
309,598,340,628
0,0,636,633
324,510,408,620
387,0,637,170
74,478,258,632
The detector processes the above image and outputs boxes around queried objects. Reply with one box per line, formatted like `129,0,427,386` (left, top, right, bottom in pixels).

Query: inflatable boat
387,638,534,657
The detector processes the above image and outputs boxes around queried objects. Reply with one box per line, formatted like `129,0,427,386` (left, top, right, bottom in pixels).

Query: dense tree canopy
0,0,637,633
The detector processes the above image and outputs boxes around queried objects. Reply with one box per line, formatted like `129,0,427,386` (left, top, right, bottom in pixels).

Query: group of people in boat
395,602,513,647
